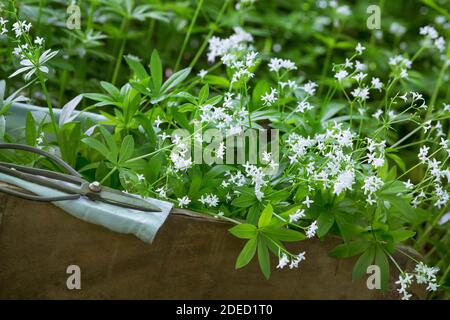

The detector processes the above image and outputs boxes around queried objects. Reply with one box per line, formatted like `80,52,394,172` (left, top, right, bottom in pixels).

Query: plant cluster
0,0,449,299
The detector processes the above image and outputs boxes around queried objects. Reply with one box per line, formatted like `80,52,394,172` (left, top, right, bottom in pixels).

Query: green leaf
160,67,191,94
329,240,371,258
235,237,257,269
266,189,290,204
119,135,134,164
0,80,5,108
390,229,416,243
258,204,273,228
0,115,5,140
134,114,157,148
150,50,162,93
317,210,335,238
352,245,376,281
387,153,406,172
99,126,118,161
82,137,111,160
203,75,229,88
375,245,390,291
232,193,257,208
125,55,149,80
261,226,305,242
198,84,209,104
100,81,120,99
57,122,81,167
25,112,36,146
229,224,257,239
252,80,270,107
257,237,271,279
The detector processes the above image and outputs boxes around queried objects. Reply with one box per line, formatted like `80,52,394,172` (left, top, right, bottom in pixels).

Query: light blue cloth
0,172,173,243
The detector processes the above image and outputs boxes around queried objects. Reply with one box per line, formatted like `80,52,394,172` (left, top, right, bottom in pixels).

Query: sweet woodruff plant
0,0,449,299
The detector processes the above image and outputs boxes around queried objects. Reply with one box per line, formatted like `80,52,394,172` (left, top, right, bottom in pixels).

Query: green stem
101,166,117,184
111,19,129,85
175,0,204,71
189,0,230,69
38,74,58,135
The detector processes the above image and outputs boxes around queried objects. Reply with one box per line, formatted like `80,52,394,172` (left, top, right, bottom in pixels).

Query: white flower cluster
366,138,386,168
207,27,254,63
169,135,193,172
410,122,450,209
286,122,356,196
268,57,297,73
199,193,220,207
198,92,247,135
362,176,383,205
277,251,306,269
389,55,412,79
243,162,268,201
420,25,446,52
396,262,440,300
1,17,58,81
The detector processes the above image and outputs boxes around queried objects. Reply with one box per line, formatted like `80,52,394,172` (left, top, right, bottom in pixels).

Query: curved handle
0,143,81,178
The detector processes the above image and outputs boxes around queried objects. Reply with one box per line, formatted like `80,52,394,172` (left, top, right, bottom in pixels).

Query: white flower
154,116,163,128
354,60,366,71
371,77,383,91
303,81,318,95
34,36,44,46
418,146,429,163
36,132,44,145
351,87,370,101
302,195,314,208
137,174,145,182
276,253,289,269
197,69,208,79
373,109,383,119
355,42,366,55
333,170,355,195
268,58,297,72
9,49,59,81
420,25,439,39
289,251,306,269
434,37,445,52
156,187,167,199
296,101,314,113
261,88,278,106
353,72,367,82
12,20,32,38
199,193,220,207
390,22,406,36
289,209,305,223
306,220,318,238
404,179,414,190
178,196,191,208
335,70,348,81
362,176,383,204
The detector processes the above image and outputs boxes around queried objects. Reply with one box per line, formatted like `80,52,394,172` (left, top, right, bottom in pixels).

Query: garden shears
0,143,161,212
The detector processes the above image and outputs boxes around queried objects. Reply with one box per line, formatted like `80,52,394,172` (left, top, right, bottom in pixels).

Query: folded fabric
0,172,173,243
